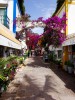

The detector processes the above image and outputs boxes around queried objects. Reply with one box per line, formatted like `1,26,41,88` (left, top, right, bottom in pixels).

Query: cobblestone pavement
1,56,75,100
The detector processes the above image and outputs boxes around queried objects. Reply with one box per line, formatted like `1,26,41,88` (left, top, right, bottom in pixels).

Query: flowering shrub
15,12,66,48
6,64,11,68
12,60,18,67
33,13,66,47
26,30,40,49
8,70,15,80
0,55,26,96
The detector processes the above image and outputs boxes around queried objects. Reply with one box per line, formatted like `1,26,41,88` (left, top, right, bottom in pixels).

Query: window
0,8,7,24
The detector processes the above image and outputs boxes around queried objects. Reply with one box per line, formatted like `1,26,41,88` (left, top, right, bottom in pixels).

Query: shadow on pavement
49,63,75,93
27,56,75,93
27,56,49,68
1,75,56,100
1,56,75,100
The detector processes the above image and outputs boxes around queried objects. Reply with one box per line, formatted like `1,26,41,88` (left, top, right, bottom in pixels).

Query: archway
16,14,66,50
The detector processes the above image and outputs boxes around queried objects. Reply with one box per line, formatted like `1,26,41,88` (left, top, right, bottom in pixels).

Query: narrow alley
1,56,75,100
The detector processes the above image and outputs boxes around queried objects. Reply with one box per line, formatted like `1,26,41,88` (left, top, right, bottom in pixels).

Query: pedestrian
31,51,32,57
28,50,30,57
35,50,37,56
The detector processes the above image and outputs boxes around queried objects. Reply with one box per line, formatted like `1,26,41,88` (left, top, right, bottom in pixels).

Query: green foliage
48,52,57,61
65,60,74,67
55,59,62,65
0,58,8,68
23,52,28,60
7,55,18,61
0,75,6,81
0,55,27,95
64,61,68,65
19,57,24,64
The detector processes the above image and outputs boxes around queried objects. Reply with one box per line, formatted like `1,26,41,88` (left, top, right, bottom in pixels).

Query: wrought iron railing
0,15,10,28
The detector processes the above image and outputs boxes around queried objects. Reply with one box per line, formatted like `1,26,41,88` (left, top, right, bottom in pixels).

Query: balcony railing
0,15,10,28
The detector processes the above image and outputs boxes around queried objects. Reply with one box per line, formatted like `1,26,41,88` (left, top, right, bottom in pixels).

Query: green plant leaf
0,74,6,81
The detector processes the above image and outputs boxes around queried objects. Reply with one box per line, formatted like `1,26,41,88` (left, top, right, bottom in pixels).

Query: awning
62,34,75,46
0,24,21,49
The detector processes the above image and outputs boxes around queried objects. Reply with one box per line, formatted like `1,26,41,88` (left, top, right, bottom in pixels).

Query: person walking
31,51,32,57
28,50,30,57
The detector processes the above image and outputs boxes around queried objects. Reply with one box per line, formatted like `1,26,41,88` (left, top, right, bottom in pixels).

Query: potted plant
66,60,74,74
64,61,68,71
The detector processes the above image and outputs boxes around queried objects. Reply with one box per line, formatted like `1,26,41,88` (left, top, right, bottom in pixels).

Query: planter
67,66,73,74
65,60,74,74
64,65,68,71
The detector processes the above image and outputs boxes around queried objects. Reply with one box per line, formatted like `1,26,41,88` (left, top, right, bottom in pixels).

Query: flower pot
64,65,68,71
67,66,73,74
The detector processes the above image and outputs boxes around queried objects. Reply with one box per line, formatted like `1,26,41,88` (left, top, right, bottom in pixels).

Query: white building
0,0,23,57
0,0,21,33
53,0,75,64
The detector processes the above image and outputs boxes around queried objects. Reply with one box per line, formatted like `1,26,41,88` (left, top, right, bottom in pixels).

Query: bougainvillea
26,30,40,49
15,13,30,28
36,13,66,47
16,12,66,48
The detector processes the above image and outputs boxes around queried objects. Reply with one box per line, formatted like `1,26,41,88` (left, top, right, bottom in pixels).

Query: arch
23,21,46,29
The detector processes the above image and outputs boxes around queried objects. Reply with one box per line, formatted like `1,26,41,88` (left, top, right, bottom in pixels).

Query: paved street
1,56,75,100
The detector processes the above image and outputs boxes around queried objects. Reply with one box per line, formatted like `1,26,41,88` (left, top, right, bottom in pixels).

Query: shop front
0,24,21,57
62,34,75,65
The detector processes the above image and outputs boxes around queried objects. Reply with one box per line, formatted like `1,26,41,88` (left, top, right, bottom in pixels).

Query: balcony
0,15,10,28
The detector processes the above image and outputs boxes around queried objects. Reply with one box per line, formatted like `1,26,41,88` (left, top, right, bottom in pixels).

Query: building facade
0,0,21,33
0,0,23,57
55,0,75,66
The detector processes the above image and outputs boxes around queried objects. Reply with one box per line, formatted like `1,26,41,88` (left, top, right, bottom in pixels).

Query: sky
24,0,57,34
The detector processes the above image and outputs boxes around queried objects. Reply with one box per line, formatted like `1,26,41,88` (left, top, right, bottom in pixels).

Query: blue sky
24,0,57,34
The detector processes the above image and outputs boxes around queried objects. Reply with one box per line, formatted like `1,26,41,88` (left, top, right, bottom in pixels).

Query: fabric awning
0,24,21,49
62,34,75,46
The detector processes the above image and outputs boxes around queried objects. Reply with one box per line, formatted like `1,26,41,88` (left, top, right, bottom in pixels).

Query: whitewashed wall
16,3,21,17
7,0,13,32
0,0,7,4
0,0,21,33
57,0,75,36
0,0,13,32
68,4,75,35
16,2,21,32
